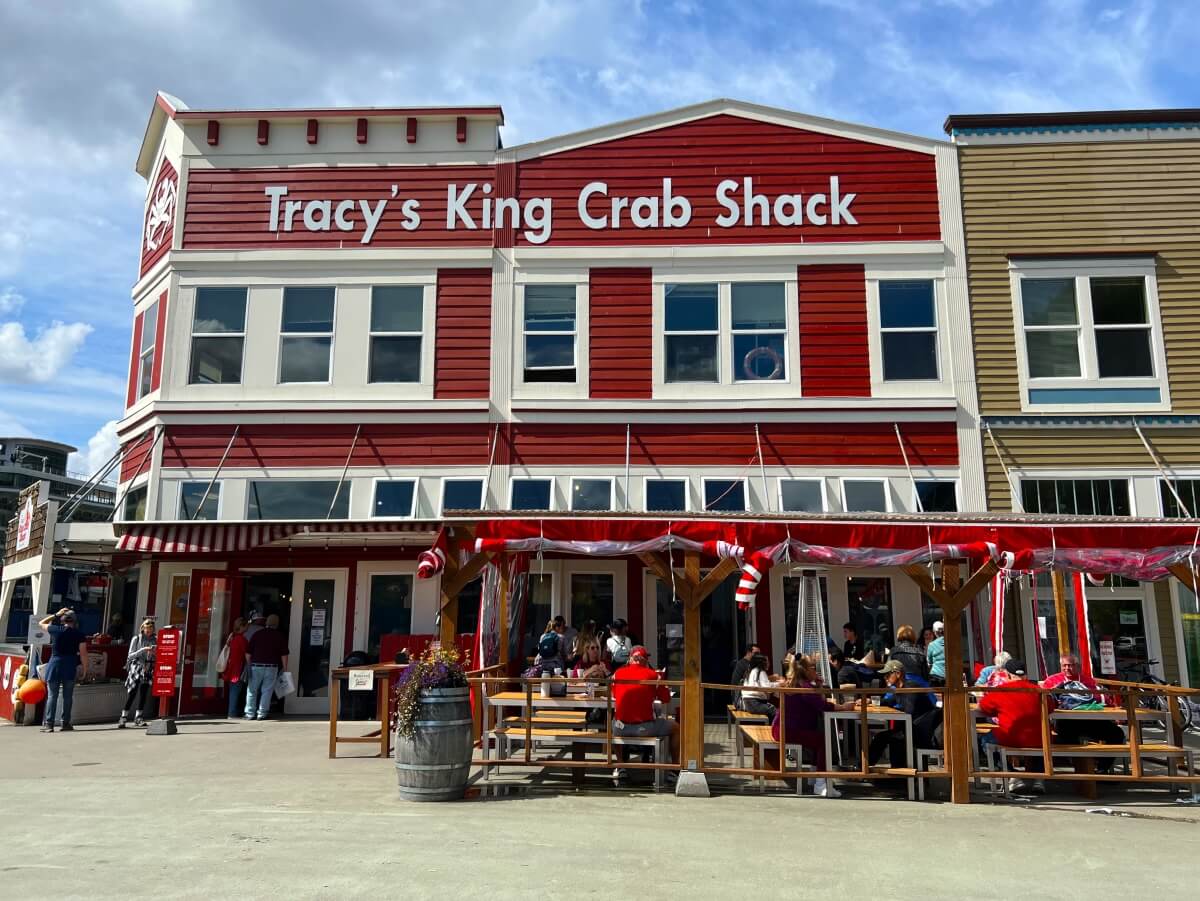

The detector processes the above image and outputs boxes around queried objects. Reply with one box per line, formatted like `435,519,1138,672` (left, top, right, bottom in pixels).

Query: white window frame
439,476,486,516
840,477,891,513
188,286,247,386
1158,476,1200,519
244,478,352,520
137,299,159,400
1011,471,1137,516
778,478,827,514
371,477,419,519
176,480,223,521
569,476,614,512
864,267,952,398
509,476,555,511
642,476,691,513
367,285,426,386
652,271,800,399
278,285,337,385
912,479,959,514
563,560,627,624
877,280,939,381
701,476,748,513
1009,257,1170,413
513,272,589,400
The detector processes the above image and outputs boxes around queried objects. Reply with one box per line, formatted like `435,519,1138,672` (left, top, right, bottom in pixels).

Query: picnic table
327,663,407,759
824,704,915,798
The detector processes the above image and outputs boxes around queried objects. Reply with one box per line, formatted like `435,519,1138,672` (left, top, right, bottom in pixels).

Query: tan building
947,109,1200,686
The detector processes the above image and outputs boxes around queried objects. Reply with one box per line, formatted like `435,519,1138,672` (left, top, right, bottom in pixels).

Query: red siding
516,114,940,247
589,268,652,398
150,291,168,392
160,423,493,469
505,421,957,468
435,268,491,399
125,312,144,409
183,165,496,249
140,159,177,276
797,264,871,397
120,432,155,481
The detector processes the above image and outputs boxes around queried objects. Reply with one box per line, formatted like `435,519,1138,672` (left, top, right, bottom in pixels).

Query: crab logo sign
144,169,178,253
15,496,33,552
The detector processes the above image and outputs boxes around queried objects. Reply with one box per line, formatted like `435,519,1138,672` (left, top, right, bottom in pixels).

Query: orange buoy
17,678,47,704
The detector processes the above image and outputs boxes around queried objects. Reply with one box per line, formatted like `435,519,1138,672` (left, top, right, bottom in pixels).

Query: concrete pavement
1,717,1196,900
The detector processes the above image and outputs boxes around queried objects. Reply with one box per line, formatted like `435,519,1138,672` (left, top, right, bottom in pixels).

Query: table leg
905,717,915,801
572,742,586,785
379,675,391,759
328,674,340,759
824,715,833,778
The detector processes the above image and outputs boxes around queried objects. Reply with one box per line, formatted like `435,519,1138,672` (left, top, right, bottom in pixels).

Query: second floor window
178,481,220,520
373,479,417,518
645,478,687,512
442,478,484,513
703,478,746,512
189,287,246,385
879,280,938,381
665,283,719,382
664,282,788,384
280,286,335,383
511,478,552,511
248,479,349,519
1160,479,1200,518
137,300,159,399
369,286,422,383
523,285,577,383
1020,477,1131,516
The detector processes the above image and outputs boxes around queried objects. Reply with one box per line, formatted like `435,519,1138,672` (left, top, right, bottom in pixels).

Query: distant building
0,437,115,524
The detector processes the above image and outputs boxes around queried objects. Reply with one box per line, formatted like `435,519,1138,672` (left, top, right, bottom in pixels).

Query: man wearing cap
606,618,632,667
37,607,89,733
926,621,947,687
243,610,267,644
611,646,677,782
867,659,941,767
979,659,1047,794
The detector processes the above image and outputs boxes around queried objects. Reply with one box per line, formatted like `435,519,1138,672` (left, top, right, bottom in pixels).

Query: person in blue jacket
38,608,89,732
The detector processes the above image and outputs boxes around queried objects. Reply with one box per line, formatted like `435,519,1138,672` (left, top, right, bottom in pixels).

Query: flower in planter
391,647,468,739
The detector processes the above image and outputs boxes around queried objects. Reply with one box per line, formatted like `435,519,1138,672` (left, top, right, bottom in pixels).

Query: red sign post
153,627,182,699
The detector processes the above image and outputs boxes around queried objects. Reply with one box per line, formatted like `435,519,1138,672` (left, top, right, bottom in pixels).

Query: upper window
843,479,888,512
780,479,824,513
571,478,612,512
122,485,148,522
189,287,246,385
524,285,577,383
1020,478,1131,516
645,478,687,512
1161,479,1200,519
137,300,159,399
879,281,938,381
178,481,220,520
703,478,746,512
373,480,416,518
915,480,957,513
248,480,349,519
511,478,552,511
664,282,789,385
369,286,422,383
280,287,334,383
442,478,484,513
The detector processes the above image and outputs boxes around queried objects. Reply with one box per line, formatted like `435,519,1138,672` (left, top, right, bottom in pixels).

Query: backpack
538,632,560,659
1054,680,1096,710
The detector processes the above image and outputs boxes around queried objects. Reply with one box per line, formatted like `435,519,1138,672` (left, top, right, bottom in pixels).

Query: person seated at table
1041,653,1124,748
741,652,781,722
919,626,936,651
729,644,760,709
926,621,947,687
888,625,928,679
534,620,567,673
842,623,863,661
868,660,942,768
975,651,1012,688
828,648,860,688
979,659,1047,794
571,619,599,659
570,639,610,679
612,646,678,782
606,618,633,667
763,654,856,798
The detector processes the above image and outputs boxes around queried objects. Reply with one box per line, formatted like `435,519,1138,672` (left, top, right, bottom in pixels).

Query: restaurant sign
15,496,33,552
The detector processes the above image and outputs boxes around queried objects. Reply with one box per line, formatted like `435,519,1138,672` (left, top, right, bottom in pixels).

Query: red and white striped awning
116,521,439,554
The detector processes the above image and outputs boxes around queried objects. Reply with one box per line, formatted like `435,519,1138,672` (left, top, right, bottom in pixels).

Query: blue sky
0,0,1196,474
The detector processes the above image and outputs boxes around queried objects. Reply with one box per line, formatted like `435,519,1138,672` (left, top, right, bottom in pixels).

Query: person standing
926,621,947,687
38,608,88,733
243,610,266,644
221,618,250,720
606,618,632,667
118,618,157,728
244,614,289,721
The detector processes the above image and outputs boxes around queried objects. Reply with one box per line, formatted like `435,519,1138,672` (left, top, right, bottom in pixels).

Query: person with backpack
606,618,632,667
220,617,249,720
534,620,567,672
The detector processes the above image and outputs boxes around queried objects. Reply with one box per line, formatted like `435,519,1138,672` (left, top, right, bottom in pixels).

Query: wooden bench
992,743,1198,800
727,704,769,738
491,726,671,791
737,724,818,796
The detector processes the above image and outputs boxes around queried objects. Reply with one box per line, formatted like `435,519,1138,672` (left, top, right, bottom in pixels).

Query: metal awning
114,521,439,554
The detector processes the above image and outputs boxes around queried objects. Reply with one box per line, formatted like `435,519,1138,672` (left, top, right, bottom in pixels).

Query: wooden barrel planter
394,686,473,801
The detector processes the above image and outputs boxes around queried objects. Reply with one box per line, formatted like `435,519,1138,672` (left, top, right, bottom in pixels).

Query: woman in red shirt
221,618,250,719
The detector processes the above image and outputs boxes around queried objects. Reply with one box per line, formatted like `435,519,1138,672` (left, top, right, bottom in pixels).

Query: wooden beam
442,551,492,598
1051,570,1072,662
902,564,952,609
1167,561,1198,592
498,557,510,667
940,561,972,805
681,551,704,772
694,555,739,604
638,552,690,604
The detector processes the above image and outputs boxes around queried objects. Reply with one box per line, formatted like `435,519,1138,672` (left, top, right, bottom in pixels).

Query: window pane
457,578,481,635
879,280,935,328
844,480,887,512
1091,277,1147,325
645,479,686,511
1025,330,1080,378
1020,478,1129,517
524,286,576,331
1020,480,1040,514
247,481,348,519
664,284,718,331
569,573,614,632
732,333,786,381
123,486,147,521
525,334,575,368
916,481,957,513
139,349,154,397
882,332,938,381
847,576,894,659
370,286,423,332
731,283,785,330
193,287,246,333
1161,480,1200,519
189,336,243,384
368,573,413,658
521,574,553,658
511,479,551,510
704,479,745,512
374,480,415,517
572,479,612,511
1096,329,1153,378
369,336,421,383
665,335,717,382
781,480,823,513
443,479,483,512
141,303,159,352
282,286,335,332
179,482,220,520
1021,279,1077,326
280,336,331,382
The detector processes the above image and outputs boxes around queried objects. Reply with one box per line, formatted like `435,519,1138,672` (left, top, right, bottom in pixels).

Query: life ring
742,345,783,380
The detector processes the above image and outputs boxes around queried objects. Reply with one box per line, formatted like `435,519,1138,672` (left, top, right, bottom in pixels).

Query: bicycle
1117,659,1195,733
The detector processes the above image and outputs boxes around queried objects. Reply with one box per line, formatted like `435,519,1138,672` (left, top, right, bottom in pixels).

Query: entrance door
179,570,240,716
285,570,346,715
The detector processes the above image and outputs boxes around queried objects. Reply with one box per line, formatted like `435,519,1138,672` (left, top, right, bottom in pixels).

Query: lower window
178,481,220,520
368,573,413,658
780,479,823,513
847,576,894,660
122,486,148,521
373,480,416,518
247,480,349,519
442,478,484,513
645,478,687,512
915,480,957,513
1020,478,1130,516
571,478,612,512
511,478,552,511
843,479,888,512
570,573,614,631
703,479,746,512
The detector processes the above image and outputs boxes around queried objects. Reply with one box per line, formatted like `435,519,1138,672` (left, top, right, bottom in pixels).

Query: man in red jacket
979,659,1049,795
611,646,678,782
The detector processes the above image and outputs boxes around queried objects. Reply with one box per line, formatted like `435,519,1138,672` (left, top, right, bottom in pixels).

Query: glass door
285,570,346,715
179,571,239,716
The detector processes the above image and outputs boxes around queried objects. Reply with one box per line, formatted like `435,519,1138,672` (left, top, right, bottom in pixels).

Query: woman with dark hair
741,652,780,721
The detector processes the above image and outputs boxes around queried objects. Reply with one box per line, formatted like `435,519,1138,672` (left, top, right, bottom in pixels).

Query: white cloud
0,320,93,384
0,287,23,314
68,419,119,480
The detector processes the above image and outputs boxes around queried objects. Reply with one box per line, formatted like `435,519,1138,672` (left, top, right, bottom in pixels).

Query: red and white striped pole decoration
417,528,449,579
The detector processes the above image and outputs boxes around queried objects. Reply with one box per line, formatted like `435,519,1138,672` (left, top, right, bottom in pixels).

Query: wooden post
439,585,458,649
940,562,971,805
1051,570,1071,662
681,551,702,771
498,557,510,667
